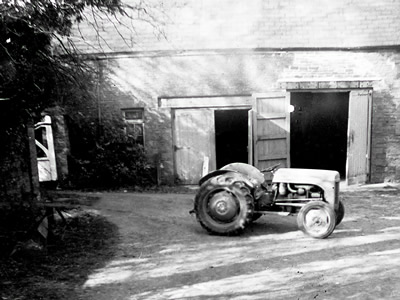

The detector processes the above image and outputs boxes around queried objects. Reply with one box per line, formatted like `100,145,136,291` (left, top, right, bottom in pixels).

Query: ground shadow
0,208,119,300
245,214,299,236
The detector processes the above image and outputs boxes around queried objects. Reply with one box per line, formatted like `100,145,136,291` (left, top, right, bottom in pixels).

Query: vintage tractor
192,163,345,239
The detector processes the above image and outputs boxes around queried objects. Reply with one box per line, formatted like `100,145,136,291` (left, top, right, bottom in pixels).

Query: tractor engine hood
273,168,340,185
273,168,340,204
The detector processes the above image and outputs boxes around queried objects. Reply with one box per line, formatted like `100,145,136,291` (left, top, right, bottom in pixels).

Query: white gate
35,115,57,182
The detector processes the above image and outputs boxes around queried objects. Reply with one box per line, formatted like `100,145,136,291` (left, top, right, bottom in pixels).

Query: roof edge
63,44,400,60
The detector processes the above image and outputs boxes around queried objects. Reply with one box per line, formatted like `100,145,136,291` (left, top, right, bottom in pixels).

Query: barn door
173,108,216,184
252,92,290,170
346,90,372,185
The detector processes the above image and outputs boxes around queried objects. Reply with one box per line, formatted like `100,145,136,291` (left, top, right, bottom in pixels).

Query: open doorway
290,92,349,178
215,109,249,169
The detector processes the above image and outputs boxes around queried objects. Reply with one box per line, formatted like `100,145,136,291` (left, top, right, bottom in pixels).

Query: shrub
68,138,156,189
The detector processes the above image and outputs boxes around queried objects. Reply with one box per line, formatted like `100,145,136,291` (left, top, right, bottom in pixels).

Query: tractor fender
220,163,265,186
199,169,231,186
199,170,257,189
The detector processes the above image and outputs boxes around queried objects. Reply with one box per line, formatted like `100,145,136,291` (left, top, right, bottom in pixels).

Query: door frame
169,98,252,184
167,88,373,185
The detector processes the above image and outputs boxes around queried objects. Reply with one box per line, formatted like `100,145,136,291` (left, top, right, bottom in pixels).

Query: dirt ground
65,183,400,300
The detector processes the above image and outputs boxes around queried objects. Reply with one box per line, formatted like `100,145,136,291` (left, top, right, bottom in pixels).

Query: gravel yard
2,184,400,300
80,184,400,300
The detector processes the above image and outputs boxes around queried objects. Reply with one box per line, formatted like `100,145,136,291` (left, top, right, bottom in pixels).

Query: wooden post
27,124,40,201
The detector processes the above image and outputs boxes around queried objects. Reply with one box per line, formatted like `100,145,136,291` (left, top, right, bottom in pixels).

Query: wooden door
248,109,255,165
346,90,372,185
173,108,216,184
252,92,290,170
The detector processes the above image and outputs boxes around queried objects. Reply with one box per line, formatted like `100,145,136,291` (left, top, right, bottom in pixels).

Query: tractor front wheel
297,201,336,239
335,200,345,226
194,180,254,235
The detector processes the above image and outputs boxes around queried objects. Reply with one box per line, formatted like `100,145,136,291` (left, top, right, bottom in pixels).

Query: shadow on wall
104,60,175,183
59,61,162,188
103,54,292,184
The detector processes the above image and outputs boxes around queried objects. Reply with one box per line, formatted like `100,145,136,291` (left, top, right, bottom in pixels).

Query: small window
122,109,144,145
125,110,143,120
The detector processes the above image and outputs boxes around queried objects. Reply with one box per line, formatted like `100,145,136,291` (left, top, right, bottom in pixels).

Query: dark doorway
215,109,249,169
290,92,349,178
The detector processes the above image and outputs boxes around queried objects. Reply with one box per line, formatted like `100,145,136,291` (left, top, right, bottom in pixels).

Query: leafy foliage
68,138,156,189
66,110,156,189
0,0,159,190
0,0,126,116
54,63,157,189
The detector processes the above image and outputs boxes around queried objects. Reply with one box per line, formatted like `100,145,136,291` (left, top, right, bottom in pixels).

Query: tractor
192,163,345,239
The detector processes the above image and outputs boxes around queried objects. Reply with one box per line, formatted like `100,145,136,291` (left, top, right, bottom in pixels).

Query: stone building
68,0,400,185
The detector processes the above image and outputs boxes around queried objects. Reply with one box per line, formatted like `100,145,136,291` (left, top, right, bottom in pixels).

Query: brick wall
99,49,400,184
70,0,400,54
68,0,400,184
368,53,400,182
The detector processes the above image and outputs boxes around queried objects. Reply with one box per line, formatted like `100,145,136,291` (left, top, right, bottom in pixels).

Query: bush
68,138,156,189
0,203,43,256
57,68,158,190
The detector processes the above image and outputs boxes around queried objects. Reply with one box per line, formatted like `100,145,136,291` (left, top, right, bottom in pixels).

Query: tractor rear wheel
297,201,336,239
194,179,254,235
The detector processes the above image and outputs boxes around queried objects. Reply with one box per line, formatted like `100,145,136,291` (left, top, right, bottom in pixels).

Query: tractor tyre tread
194,178,254,235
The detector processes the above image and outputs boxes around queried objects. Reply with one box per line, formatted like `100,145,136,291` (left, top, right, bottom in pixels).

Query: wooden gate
35,115,57,182
173,108,216,184
251,92,290,170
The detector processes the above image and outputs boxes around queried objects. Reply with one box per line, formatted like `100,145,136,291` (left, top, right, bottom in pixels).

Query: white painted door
252,92,290,170
346,90,372,185
173,108,216,184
